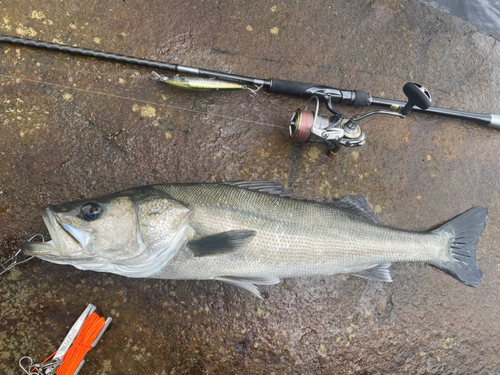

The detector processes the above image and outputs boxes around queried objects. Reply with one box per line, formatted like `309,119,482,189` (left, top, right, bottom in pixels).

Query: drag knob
401,82,432,115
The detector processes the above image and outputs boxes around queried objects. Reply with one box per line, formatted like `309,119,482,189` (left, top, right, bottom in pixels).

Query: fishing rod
1,35,499,156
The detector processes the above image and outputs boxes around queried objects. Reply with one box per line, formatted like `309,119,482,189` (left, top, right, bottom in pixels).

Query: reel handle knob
401,82,432,115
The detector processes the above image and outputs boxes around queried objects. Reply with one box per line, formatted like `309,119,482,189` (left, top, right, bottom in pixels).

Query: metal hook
244,84,263,97
151,71,162,81
19,356,37,375
19,356,62,375
0,234,44,278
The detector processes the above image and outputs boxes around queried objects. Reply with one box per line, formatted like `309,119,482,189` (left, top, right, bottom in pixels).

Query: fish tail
429,206,488,287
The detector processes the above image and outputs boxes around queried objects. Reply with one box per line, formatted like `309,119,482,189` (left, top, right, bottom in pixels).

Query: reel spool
289,109,315,142
289,96,346,148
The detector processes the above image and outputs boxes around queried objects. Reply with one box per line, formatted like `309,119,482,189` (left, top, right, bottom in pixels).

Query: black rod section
0,35,179,70
0,35,268,87
370,97,495,128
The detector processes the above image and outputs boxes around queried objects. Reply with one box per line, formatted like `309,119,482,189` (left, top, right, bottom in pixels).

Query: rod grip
352,90,370,107
269,78,370,107
269,78,317,97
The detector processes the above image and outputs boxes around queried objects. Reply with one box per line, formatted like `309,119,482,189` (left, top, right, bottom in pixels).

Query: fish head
22,186,192,277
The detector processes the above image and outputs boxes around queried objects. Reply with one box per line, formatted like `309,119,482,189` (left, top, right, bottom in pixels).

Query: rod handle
269,78,318,97
269,78,370,107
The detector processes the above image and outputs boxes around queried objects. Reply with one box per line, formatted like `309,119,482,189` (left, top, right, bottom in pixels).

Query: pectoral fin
215,276,280,299
188,230,257,257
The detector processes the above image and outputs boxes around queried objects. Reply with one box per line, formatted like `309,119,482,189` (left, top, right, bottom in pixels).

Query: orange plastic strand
41,351,57,364
30,351,57,372
55,313,106,375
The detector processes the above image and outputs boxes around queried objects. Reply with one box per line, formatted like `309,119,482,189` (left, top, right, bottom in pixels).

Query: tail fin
430,206,488,287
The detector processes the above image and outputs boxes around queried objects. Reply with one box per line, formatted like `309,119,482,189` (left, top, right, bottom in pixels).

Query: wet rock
1,0,500,374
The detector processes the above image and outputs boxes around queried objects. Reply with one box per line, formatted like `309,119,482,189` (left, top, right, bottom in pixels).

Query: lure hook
244,84,263,96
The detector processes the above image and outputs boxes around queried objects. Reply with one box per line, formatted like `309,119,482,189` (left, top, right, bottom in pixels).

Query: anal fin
351,263,392,282
215,276,280,299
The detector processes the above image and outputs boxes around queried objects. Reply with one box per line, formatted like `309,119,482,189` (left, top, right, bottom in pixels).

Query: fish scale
151,184,448,280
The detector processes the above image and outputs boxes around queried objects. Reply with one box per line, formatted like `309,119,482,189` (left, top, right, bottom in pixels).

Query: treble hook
244,84,263,97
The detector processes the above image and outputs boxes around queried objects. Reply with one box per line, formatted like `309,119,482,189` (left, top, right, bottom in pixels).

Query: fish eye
80,203,101,221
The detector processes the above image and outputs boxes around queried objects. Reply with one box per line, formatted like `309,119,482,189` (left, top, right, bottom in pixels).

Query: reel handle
401,82,432,115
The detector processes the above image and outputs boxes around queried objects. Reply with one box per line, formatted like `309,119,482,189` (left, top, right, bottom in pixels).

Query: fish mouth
22,207,90,259
21,239,58,258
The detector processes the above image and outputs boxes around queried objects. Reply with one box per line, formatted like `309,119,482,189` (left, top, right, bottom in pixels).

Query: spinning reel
289,82,432,156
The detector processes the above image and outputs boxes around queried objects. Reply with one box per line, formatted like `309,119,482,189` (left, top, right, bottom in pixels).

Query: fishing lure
152,71,244,91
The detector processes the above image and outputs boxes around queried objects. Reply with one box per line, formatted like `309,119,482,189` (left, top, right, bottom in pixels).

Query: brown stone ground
1,1,499,374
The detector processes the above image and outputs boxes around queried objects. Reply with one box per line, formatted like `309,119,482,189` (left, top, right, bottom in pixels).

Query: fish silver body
23,182,487,297
154,184,445,279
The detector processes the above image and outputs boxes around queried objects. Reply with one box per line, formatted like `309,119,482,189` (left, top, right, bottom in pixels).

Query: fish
22,182,488,298
152,71,244,91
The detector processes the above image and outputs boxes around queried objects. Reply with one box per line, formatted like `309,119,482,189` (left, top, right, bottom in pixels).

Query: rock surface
1,1,499,374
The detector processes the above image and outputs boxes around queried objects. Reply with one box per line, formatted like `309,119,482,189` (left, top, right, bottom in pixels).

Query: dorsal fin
221,181,288,196
328,195,380,224
222,182,379,223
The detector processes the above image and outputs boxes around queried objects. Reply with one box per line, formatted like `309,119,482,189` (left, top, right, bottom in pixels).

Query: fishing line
54,312,106,375
4,53,152,83
0,234,43,279
26,313,106,374
0,73,282,128
0,69,282,275
18,304,111,375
